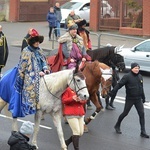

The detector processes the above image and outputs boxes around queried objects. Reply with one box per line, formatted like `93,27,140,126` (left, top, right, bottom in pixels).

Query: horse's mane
83,61,102,79
41,69,73,94
87,46,115,62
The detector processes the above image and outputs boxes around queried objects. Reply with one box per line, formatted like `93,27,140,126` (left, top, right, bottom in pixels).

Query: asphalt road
0,21,150,150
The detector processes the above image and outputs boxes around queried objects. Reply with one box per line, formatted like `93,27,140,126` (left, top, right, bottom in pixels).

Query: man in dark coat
109,62,149,138
54,2,62,38
0,25,9,78
21,28,33,51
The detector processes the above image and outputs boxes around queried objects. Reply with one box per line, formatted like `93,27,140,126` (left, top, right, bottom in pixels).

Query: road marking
0,114,52,130
115,96,150,109
1,96,150,130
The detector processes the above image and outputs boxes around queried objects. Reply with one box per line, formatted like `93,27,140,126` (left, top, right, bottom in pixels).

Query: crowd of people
0,2,149,150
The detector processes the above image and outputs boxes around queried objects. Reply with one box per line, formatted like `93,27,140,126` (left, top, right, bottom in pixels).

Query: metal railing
50,27,147,51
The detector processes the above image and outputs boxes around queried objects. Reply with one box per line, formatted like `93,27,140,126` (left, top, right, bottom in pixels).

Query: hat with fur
131,62,140,69
28,29,44,46
20,121,34,135
67,20,78,30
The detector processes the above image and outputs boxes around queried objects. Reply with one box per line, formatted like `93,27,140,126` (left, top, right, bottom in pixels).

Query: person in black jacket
109,62,149,138
21,28,33,51
0,25,9,78
8,121,36,150
54,2,62,38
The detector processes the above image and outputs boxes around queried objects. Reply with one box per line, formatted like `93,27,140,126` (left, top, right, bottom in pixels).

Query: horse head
100,67,113,98
68,67,89,100
110,53,125,71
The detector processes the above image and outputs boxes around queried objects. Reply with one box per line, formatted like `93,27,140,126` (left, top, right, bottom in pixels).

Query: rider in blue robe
0,29,50,118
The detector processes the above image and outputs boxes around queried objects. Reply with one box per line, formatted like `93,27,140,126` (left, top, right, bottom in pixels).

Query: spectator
65,10,83,27
0,25,9,78
54,2,62,38
109,62,149,138
8,121,36,150
21,28,33,51
61,87,87,150
47,7,57,40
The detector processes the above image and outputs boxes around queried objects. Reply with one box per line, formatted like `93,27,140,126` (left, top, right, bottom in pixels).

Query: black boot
109,103,115,109
140,131,149,138
72,135,80,150
105,97,114,110
65,136,72,147
114,124,122,134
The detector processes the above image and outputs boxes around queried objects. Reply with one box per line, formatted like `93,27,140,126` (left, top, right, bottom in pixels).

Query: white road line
114,96,150,109
0,114,52,130
1,96,150,129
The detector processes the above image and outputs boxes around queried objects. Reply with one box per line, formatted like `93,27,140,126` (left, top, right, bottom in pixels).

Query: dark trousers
49,26,57,39
115,99,145,132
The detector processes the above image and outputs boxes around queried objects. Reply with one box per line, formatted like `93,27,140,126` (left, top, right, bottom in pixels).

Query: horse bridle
68,73,87,96
42,73,87,99
101,72,112,91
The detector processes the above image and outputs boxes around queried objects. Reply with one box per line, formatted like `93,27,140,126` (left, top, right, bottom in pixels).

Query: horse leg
32,110,42,149
12,118,18,131
85,92,102,125
109,71,118,108
52,111,67,150
0,97,7,113
96,91,104,110
105,96,114,110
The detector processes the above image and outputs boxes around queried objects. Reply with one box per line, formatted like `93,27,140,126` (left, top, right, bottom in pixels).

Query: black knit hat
131,62,140,69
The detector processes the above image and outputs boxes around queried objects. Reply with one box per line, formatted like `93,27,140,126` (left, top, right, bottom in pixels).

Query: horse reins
42,74,87,98
68,74,87,96
42,76,60,99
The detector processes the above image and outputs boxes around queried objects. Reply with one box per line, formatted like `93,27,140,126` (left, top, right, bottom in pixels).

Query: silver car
60,0,114,25
118,39,150,72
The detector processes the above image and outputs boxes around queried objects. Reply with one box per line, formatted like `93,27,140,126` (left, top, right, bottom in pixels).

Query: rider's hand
82,58,86,62
39,71,45,77
70,58,75,63
73,95,81,101
44,69,50,74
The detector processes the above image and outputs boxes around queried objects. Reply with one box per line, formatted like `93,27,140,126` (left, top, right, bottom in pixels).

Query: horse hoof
109,104,116,109
87,105,93,110
105,105,114,110
101,108,105,112
84,125,89,133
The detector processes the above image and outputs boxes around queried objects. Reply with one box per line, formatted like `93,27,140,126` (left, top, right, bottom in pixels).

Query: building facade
0,0,150,36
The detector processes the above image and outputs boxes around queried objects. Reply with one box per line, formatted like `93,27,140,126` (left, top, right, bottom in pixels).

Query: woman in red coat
61,87,87,150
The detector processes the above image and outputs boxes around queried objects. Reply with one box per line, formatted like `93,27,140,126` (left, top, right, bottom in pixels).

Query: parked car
117,39,150,72
60,0,114,26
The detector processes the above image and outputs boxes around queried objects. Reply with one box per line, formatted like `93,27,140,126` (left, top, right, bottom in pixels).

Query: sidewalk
0,21,147,55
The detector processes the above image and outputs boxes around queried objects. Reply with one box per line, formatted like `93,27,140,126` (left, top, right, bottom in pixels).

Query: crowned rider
50,20,91,72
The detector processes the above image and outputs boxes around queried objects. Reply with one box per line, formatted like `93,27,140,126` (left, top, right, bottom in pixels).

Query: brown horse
81,61,112,125
47,56,112,125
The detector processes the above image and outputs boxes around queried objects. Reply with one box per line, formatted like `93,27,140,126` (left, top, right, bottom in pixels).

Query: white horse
0,68,89,150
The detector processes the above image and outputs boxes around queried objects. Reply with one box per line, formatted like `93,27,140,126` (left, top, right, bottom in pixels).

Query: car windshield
61,2,82,10
135,41,150,52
